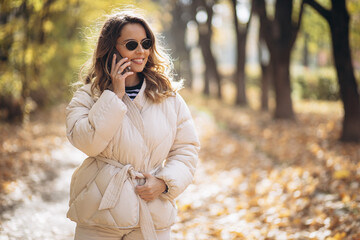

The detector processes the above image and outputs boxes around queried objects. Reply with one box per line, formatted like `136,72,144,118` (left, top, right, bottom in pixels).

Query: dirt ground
0,104,82,240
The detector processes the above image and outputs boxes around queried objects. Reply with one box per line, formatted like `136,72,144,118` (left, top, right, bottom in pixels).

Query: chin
132,65,146,73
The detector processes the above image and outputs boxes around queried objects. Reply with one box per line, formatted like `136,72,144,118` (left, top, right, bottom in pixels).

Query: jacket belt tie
96,156,159,240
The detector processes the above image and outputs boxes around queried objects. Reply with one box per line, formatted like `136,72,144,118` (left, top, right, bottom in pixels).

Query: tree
0,0,82,121
302,32,310,67
293,4,331,68
254,0,305,119
258,20,271,111
166,0,194,88
191,0,222,98
304,0,360,142
0,0,163,122
231,0,252,106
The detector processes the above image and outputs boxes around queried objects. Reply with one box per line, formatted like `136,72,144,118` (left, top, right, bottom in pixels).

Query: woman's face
116,23,150,73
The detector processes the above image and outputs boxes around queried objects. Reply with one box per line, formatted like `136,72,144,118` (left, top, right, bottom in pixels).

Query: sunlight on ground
1,91,359,240
173,88,360,240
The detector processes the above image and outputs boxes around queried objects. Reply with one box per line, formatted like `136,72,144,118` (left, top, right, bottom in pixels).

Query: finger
139,195,150,201
135,185,143,193
135,188,140,195
120,71,134,79
139,193,154,201
142,197,153,202
144,195,156,202
114,71,133,81
113,57,128,74
117,61,131,74
138,192,152,198
141,188,156,197
114,58,127,76
135,185,148,194
118,56,129,65
138,192,149,200
111,54,116,74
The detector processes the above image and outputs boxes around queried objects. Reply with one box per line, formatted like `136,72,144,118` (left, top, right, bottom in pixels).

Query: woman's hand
135,173,167,202
110,54,133,99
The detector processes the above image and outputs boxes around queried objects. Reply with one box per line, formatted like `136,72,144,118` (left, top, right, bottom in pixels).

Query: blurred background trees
1,0,359,141
231,0,252,106
303,0,360,141
254,0,305,119
0,0,82,121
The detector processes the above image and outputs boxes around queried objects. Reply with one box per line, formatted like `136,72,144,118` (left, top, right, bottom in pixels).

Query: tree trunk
193,0,222,99
231,0,250,106
258,18,271,111
304,0,360,142
272,54,294,118
181,47,194,89
199,34,211,95
199,32,222,98
330,0,360,141
20,2,30,122
254,0,304,119
199,25,212,96
235,36,247,105
169,1,193,88
303,32,309,67
260,63,270,111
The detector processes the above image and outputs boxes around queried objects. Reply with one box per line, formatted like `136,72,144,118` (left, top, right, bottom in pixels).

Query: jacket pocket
67,160,139,228
148,197,177,229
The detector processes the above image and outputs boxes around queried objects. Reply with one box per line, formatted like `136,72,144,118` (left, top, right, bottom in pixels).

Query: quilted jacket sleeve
156,93,200,200
66,84,127,156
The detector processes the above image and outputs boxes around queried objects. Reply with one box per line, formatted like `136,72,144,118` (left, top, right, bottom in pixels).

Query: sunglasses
119,38,152,51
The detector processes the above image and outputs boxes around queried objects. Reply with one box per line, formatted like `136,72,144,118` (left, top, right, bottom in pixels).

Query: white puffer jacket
65,81,199,240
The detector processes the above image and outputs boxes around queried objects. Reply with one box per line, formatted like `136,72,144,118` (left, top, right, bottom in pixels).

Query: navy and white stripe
125,79,143,100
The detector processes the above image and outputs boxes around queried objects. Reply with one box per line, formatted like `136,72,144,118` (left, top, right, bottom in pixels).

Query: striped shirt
125,79,143,100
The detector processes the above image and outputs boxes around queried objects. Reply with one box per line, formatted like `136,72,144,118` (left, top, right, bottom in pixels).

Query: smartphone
108,49,130,74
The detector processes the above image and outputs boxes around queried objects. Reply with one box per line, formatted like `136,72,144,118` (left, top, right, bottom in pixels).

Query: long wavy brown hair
81,11,180,103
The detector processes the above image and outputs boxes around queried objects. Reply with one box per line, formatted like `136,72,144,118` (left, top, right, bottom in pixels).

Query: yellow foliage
49,0,67,12
230,231,245,239
326,232,347,240
173,90,360,239
341,194,351,203
279,209,291,218
333,170,351,180
178,203,192,211
25,48,34,65
9,0,23,8
29,0,44,12
43,20,54,33
210,228,222,238
2,181,17,194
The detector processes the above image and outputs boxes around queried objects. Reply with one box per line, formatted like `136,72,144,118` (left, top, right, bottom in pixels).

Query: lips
131,58,145,65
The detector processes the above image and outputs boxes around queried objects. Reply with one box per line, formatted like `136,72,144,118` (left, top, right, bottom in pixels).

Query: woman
66,11,200,240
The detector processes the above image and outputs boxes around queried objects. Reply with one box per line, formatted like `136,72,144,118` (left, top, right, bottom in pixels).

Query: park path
0,100,221,240
1,93,359,240
0,140,85,240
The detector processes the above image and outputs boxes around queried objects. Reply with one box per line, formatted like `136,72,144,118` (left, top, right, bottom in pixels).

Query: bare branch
304,0,331,23
296,0,305,31
290,0,305,46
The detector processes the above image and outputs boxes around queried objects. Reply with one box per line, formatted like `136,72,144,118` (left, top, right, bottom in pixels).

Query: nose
135,44,145,53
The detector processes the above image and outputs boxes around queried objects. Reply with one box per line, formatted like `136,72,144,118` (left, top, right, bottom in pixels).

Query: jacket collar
131,78,147,111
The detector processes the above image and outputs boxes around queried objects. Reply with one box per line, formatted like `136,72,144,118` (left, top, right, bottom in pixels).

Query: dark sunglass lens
126,41,138,51
142,39,152,49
